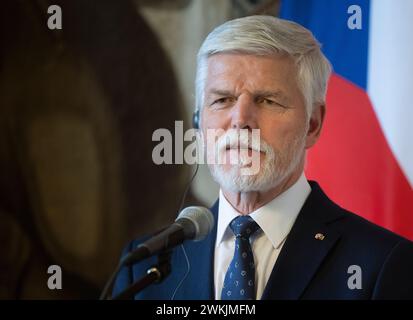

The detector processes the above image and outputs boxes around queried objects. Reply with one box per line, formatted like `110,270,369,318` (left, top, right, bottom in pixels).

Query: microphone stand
109,250,172,300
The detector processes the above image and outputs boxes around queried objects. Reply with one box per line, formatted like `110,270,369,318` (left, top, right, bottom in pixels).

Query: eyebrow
206,89,289,100
253,90,288,100
206,89,235,97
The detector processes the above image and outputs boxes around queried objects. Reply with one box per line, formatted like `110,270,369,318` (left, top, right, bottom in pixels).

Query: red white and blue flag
281,0,413,239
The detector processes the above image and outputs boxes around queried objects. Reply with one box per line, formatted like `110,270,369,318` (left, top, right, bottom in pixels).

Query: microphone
120,206,214,266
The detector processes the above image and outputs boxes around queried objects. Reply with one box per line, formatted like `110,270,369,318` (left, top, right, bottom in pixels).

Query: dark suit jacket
113,181,413,299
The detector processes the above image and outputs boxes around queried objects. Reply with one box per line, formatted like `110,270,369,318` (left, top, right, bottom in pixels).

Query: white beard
206,129,306,193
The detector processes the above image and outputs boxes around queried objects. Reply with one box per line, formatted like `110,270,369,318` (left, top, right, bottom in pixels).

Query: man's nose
230,96,258,130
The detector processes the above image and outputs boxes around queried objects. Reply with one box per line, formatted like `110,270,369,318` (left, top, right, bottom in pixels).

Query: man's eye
212,97,233,105
259,98,285,108
264,99,275,105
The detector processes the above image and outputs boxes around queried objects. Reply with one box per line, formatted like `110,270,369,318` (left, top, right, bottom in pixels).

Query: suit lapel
171,182,345,300
172,201,219,299
261,182,344,300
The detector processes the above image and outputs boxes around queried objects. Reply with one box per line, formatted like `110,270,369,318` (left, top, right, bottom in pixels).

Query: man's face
201,53,317,192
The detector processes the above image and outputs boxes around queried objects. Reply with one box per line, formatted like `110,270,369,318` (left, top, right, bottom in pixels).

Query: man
113,15,413,299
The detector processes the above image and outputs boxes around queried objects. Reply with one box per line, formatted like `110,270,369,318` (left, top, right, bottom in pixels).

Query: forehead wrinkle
205,53,301,105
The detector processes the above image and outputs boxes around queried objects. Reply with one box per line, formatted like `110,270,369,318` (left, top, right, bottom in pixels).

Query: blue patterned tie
221,215,261,300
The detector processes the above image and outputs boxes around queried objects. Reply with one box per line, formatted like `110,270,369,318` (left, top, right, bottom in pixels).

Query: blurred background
1,0,412,300
0,0,280,299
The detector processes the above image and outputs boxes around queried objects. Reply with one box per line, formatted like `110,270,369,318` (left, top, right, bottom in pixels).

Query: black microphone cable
172,163,199,299
99,164,200,300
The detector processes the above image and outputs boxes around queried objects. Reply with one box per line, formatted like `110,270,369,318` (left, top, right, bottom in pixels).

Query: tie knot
229,216,260,239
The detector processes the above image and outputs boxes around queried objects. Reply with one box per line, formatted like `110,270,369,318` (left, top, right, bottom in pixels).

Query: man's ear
305,103,326,149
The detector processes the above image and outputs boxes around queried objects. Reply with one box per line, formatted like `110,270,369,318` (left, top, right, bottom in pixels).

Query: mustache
215,130,272,154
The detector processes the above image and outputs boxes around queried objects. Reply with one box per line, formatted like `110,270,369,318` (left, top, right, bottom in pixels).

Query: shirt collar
216,172,311,249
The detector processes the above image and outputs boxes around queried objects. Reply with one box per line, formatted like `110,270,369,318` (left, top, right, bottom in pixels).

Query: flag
280,0,413,239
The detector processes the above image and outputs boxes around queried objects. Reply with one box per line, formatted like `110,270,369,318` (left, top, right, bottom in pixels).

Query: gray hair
195,15,332,117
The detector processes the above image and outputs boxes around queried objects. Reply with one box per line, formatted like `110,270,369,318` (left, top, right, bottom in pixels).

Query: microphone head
176,206,214,241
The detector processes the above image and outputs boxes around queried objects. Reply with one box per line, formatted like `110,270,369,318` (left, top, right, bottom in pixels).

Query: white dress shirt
214,173,311,300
